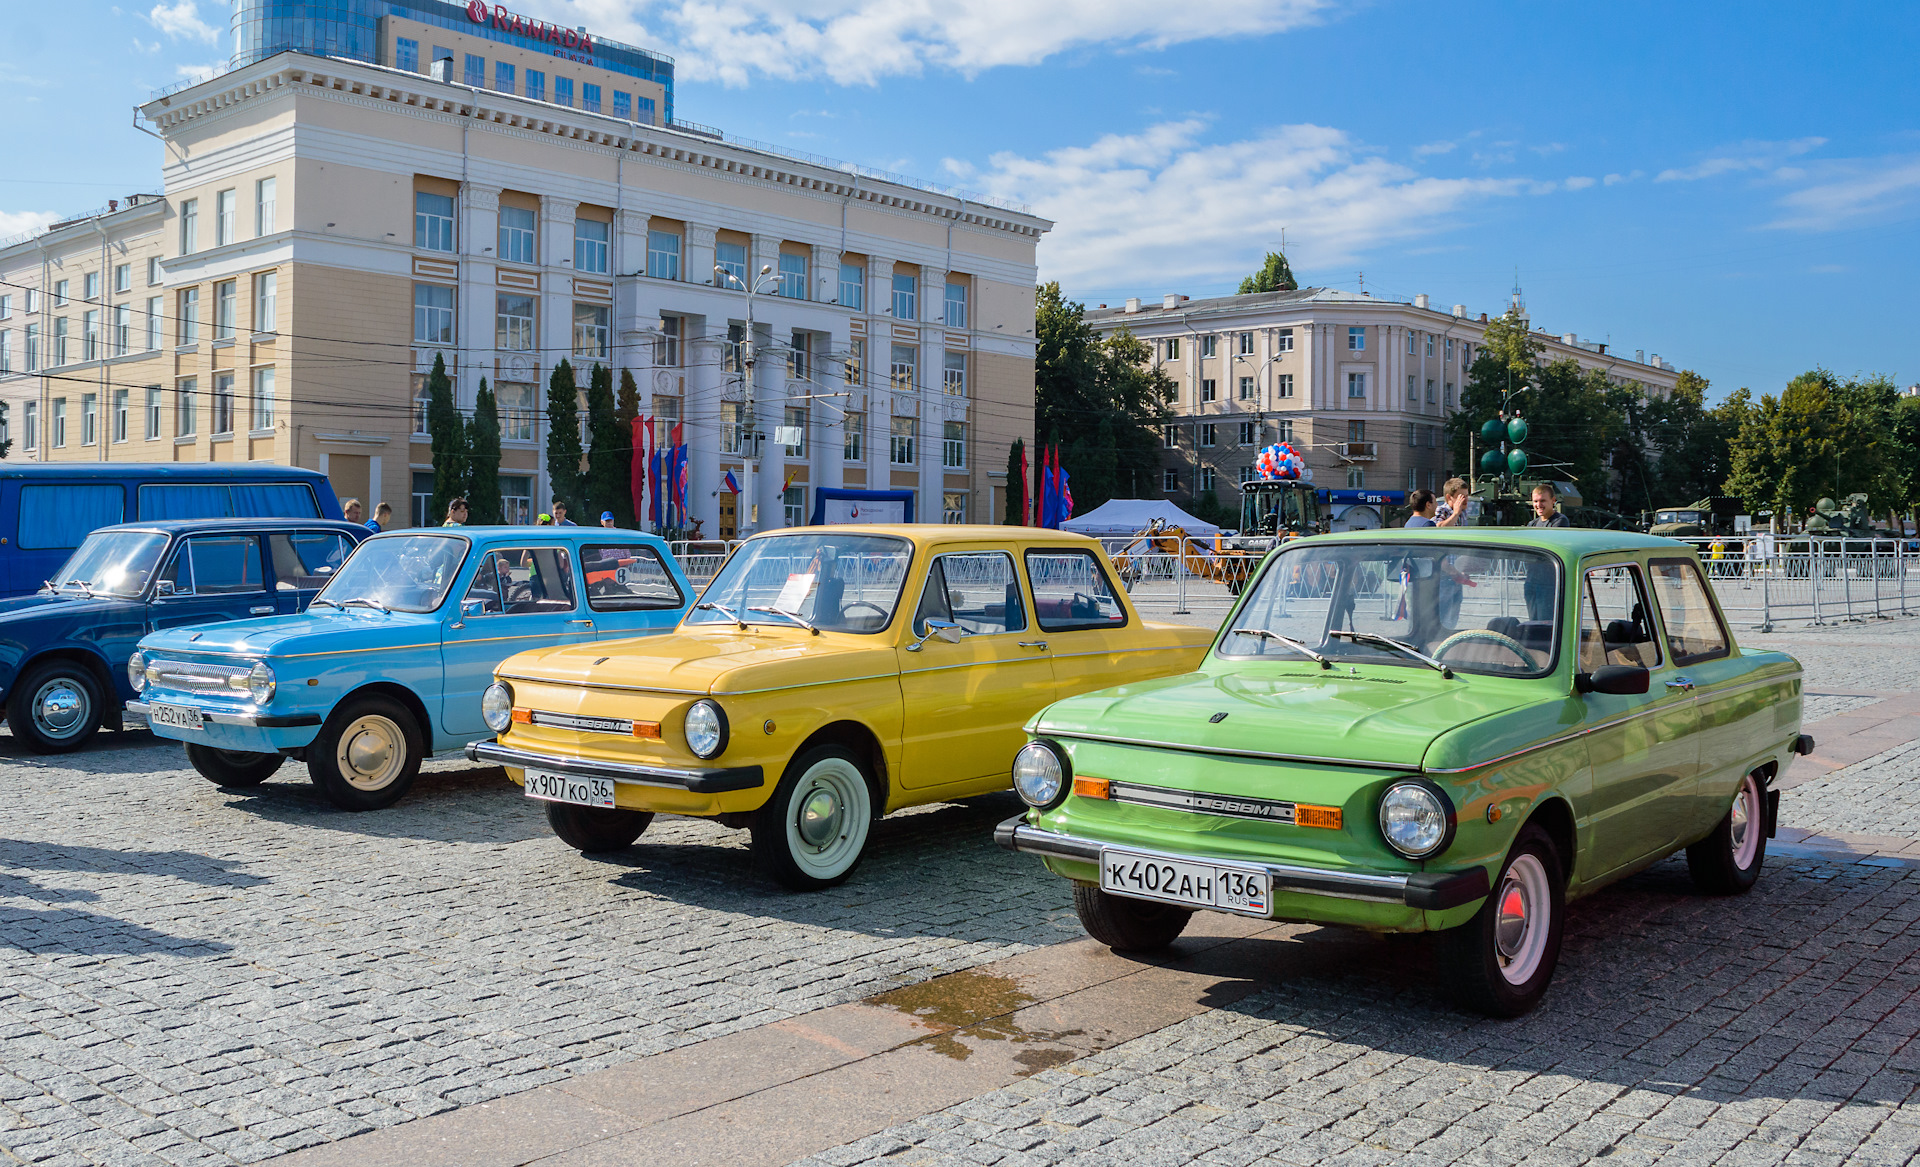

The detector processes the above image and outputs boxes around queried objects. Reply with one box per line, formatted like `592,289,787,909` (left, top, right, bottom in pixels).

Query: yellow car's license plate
524,771,615,809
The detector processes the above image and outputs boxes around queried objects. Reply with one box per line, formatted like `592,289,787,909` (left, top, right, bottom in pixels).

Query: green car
997,529,1813,1016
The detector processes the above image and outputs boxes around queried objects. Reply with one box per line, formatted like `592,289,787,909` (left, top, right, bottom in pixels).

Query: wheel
185,743,285,788
306,695,423,810
1073,883,1193,952
546,800,654,853
1440,825,1565,1017
7,661,104,754
1686,771,1767,894
750,744,874,890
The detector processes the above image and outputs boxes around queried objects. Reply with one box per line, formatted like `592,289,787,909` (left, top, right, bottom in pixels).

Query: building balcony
1334,442,1377,461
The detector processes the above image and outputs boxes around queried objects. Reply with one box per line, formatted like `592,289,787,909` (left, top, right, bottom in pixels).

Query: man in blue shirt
369,502,390,533
552,500,577,526
1405,489,1438,527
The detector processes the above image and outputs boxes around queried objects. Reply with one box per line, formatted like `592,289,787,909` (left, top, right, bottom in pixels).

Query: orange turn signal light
1073,776,1111,799
511,707,532,724
1295,804,1342,829
631,721,663,741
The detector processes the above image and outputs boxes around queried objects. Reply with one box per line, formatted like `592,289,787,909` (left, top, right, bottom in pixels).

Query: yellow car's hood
496,626,898,695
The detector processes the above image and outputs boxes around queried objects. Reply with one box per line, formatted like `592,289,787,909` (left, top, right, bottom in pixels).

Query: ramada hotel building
0,0,1051,533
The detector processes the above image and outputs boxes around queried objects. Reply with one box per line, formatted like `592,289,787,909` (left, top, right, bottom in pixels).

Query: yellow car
468,525,1212,888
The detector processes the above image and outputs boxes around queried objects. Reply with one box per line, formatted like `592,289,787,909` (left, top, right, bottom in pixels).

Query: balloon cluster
1256,442,1305,480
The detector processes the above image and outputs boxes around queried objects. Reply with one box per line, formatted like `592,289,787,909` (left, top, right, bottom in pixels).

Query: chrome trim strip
1106,781,1300,824
531,710,640,735
127,701,320,729
466,740,763,794
1037,729,1424,773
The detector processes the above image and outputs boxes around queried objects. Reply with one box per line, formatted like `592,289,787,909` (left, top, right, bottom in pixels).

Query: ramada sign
466,0,595,54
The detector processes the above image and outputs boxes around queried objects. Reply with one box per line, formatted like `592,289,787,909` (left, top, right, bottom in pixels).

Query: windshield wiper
1227,627,1331,668
748,606,820,635
696,601,748,629
309,597,341,609
59,579,96,598
1327,629,1454,678
340,597,390,614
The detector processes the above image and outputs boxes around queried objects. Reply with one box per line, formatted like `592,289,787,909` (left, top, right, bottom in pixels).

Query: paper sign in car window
773,572,816,614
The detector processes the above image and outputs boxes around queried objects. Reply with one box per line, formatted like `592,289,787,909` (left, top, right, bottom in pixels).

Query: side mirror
155,580,176,597
463,599,485,618
906,618,965,652
1576,665,1649,696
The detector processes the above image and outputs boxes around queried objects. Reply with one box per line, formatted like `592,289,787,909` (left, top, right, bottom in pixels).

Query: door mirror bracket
906,618,965,652
1576,665,1650,696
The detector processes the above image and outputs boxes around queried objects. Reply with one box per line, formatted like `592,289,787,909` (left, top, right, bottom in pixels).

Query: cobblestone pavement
1786,739,1920,843
0,737,1078,1166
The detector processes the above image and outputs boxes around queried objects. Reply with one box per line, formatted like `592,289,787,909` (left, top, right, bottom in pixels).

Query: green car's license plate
1100,847,1271,916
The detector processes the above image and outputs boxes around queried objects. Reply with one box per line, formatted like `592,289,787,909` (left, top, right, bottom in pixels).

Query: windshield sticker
772,572,816,615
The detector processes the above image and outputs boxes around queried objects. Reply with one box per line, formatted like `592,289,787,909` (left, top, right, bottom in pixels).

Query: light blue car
129,526,693,810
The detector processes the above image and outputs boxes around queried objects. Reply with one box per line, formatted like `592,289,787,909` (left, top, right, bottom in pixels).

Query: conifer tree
583,363,623,525
545,359,584,518
466,377,503,523
426,353,468,524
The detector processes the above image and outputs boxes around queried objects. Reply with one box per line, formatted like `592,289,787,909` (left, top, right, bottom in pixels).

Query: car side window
1024,549,1127,632
582,544,684,612
916,552,1027,637
1647,558,1730,665
157,543,193,595
160,536,263,596
462,547,576,616
269,532,352,591
1578,564,1661,674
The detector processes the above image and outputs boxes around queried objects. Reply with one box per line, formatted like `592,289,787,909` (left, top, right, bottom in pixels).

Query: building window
1162,468,1178,492
890,274,917,320
113,304,130,356
113,389,128,443
1347,372,1367,398
890,416,915,465
1347,468,1365,488
179,199,198,254
414,284,455,345
942,491,967,525
554,76,573,106
146,297,162,350
213,280,237,340
1276,328,1293,353
1200,424,1216,448
943,421,966,468
215,189,236,247
1162,425,1177,449
412,472,434,528
1200,335,1217,358
52,399,66,447
572,303,609,359
1348,326,1366,351
146,387,161,438
1426,334,1435,357
582,82,601,113
0,294,8,319
178,287,199,345
1408,331,1417,355
1238,465,1256,485
636,96,656,124
212,374,235,436
783,487,805,528
498,206,535,264
413,379,430,435
1277,373,1294,399
0,329,8,374
1426,378,1436,404
1200,378,1216,402
778,253,807,298
496,293,534,351
1445,382,1455,409
1237,376,1254,400
82,394,97,446
944,282,967,328
655,314,681,366
1238,421,1257,446
942,351,967,396
843,413,863,462
525,69,545,102
463,54,484,86
53,318,67,366
415,192,454,252
1164,337,1181,360
647,230,680,280
1201,466,1216,493
714,240,747,286
254,271,277,333
175,380,196,437
499,383,534,442
84,272,100,301
783,406,807,457
1428,425,1438,449
252,367,275,430
1348,420,1366,443
258,175,280,236
844,338,864,386
719,400,743,454
613,91,631,119
1446,337,1454,360
54,280,68,308
1407,422,1418,447
23,402,36,450
1236,331,1254,355
148,257,162,285
82,310,100,362
495,61,515,93
500,475,532,524
396,37,419,71
889,344,916,392
573,218,610,273
838,262,864,310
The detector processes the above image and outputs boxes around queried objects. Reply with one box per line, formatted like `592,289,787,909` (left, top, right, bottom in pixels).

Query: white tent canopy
1059,499,1222,539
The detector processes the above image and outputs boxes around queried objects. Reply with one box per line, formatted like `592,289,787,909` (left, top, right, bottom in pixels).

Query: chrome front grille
147,659,250,694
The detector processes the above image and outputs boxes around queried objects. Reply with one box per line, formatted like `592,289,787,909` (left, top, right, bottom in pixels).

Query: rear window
139,482,320,520
582,544,683,611
17,483,125,549
1024,548,1128,632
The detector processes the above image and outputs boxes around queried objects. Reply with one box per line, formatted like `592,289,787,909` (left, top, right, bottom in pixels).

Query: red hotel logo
466,1,596,54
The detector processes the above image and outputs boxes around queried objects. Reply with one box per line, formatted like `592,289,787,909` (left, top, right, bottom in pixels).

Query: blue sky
5,1,1916,399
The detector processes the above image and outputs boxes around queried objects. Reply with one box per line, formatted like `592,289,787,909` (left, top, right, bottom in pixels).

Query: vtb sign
466,1,596,54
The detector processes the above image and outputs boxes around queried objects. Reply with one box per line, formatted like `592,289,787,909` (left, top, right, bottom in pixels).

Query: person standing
443,498,469,527
599,511,616,528
552,500,577,526
368,502,390,533
1405,490,1438,527
1527,483,1570,528
1435,478,1470,528
341,498,363,525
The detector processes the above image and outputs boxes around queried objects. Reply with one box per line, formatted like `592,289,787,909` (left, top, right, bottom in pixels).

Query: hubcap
782,757,872,880
797,786,842,848
1495,884,1529,960
1730,775,1761,869
338,715,405,790
1494,852,1552,987
35,680,87,736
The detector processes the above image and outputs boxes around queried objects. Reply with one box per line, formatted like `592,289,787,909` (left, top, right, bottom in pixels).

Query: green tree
425,353,468,525
612,368,642,527
1725,370,1907,520
1034,282,1173,513
0,404,12,459
1004,437,1027,524
1894,394,1920,515
583,363,623,525
545,358,584,518
1631,370,1743,511
466,378,503,524
1445,310,1540,481
1236,251,1299,295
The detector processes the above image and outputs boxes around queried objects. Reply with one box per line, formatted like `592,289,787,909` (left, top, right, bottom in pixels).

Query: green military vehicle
1648,496,1744,539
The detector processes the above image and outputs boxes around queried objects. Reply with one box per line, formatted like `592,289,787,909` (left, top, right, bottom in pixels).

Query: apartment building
1085,288,1681,528
0,0,1049,533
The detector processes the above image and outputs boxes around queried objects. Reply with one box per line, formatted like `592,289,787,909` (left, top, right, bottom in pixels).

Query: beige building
0,12,1048,534
1085,288,1681,528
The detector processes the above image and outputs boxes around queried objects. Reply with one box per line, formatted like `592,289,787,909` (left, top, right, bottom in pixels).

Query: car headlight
482,681,514,733
246,661,276,705
684,700,728,759
128,651,148,694
1012,740,1070,810
1378,780,1455,859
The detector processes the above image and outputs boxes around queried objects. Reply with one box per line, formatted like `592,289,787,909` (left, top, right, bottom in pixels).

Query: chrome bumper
466,740,764,794
126,701,321,729
995,815,1490,910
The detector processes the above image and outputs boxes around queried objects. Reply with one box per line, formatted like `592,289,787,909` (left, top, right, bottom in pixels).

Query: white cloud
965,119,1528,293
148,0,218,43
1655,137,1826,183
1563,175,1595,191
1766,155,1920,231
175,62,222,83
533,0,1336,85
132,39,162,53
0,210,60,239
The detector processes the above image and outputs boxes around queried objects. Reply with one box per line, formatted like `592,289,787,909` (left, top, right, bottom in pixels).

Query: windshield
1657,511,1702,524
49,530,170,598
1221,540,1561,677
686,533,913,633
311,534,468,613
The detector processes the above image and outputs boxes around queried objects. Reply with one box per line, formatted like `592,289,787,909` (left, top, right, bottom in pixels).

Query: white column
917,267,947,518
869,258,894,323
864,256,895,503
752,323,783,530
537,197,579,510
685,223,717,288
815,323,846,493
460,185,500,413
368,455,383,517
751,234,781,287
685,328,723,535
811,243,839,304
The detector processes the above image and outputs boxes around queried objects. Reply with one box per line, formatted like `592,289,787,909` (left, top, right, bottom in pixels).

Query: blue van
0,464,343,599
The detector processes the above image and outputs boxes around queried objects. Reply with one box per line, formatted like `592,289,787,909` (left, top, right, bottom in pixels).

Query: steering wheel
842,600,888,618
1434,628,1532,667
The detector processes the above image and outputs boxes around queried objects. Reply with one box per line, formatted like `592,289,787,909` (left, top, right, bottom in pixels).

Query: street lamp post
716,262,781,535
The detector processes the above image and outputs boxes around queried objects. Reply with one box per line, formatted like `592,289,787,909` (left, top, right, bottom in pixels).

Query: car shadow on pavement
0,903,236,956
0,839,253,957
0,838,269,888
195,764,558,844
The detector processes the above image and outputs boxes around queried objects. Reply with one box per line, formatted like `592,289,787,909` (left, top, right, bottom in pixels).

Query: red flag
1013,442,1029,525
629,416,648,527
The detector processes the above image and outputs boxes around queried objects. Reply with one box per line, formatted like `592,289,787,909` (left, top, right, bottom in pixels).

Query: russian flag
724,470,741,495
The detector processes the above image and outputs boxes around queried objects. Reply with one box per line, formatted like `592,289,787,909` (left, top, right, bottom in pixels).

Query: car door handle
250,606,273,615
566,619,594,627
1665,677,1694,692
1018,640,1048,650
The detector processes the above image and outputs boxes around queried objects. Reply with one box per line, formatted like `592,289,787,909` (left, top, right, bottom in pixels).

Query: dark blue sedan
0,518,368,753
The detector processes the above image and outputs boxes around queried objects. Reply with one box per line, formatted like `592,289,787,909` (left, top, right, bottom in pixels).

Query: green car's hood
1030,665,1554,770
